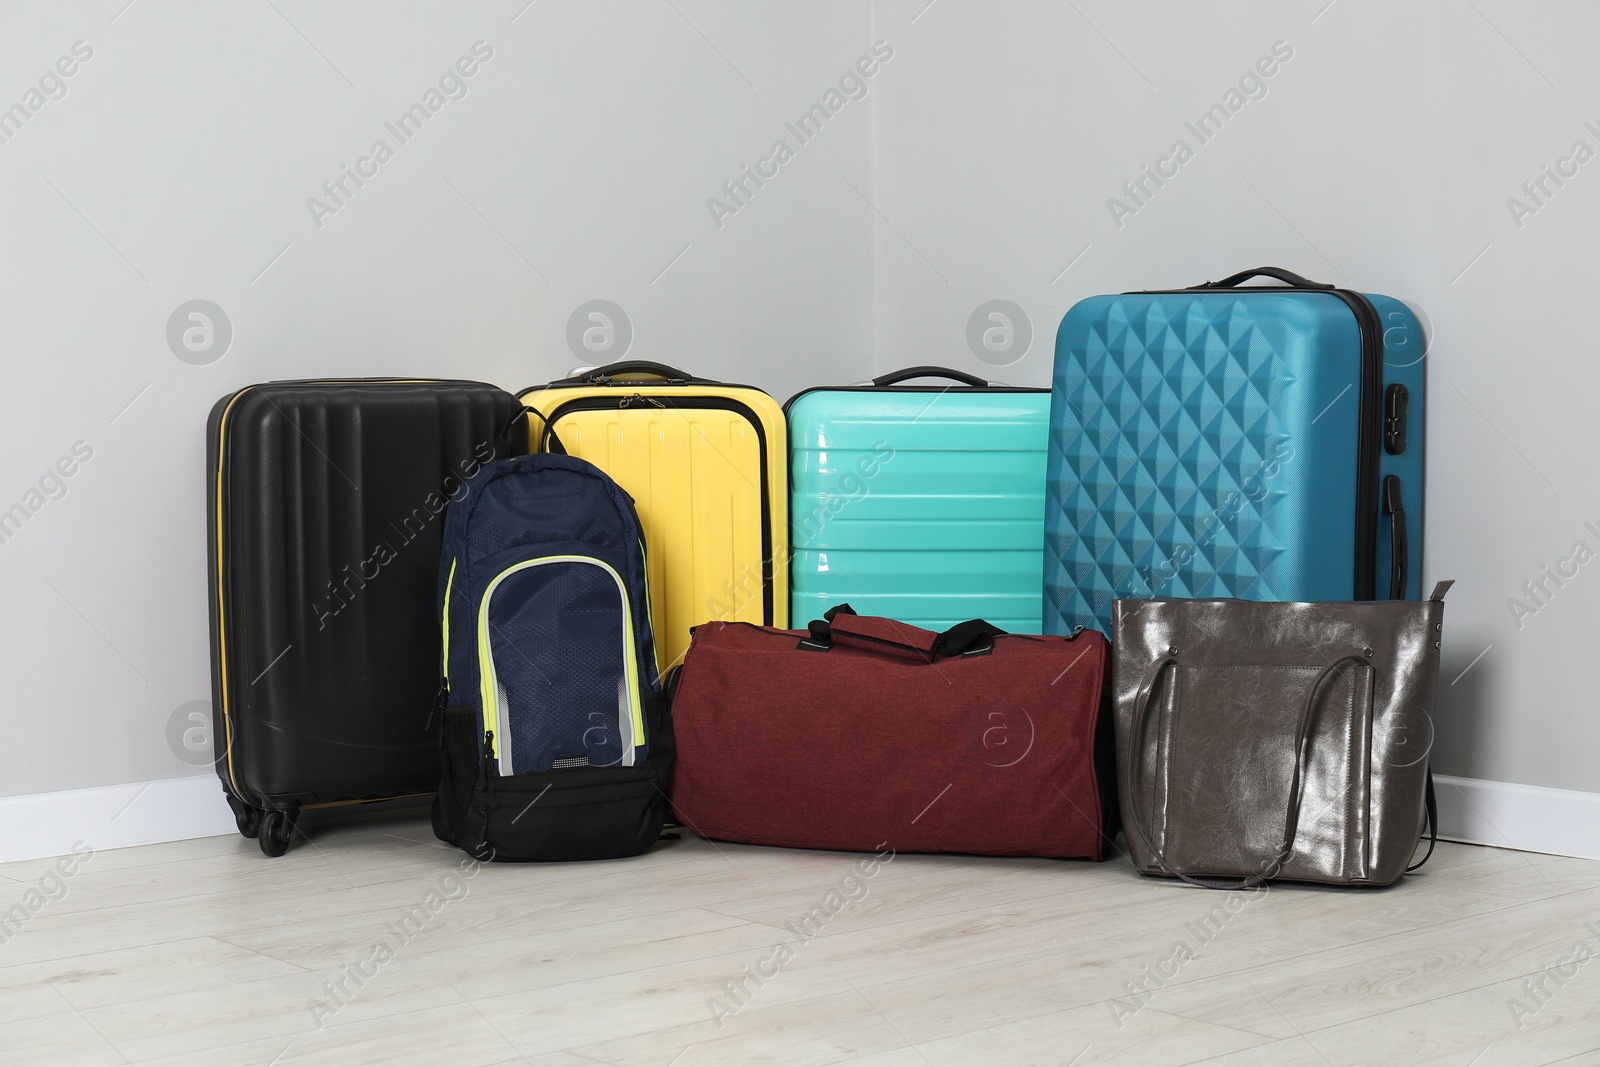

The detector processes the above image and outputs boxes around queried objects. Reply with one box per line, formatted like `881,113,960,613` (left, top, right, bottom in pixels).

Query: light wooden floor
2,808,1598,1067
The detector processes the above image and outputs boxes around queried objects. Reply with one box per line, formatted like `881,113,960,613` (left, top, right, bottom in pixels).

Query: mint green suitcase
787,367,1051,632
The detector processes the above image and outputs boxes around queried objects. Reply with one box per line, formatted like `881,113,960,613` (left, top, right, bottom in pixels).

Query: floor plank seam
1290,960,1600,1040
16,831,1600,1066
693,878,1135,952
1127,879,1600,1000
1,931,301,979
64,995,137,1067
208,934,320,974
1177,1035,1297,1066
1536,1043,1600,1067
1139,1002,1287,1042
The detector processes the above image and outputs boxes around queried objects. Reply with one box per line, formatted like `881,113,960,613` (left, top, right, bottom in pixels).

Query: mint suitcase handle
872,366,990,388
1200,267,1334,290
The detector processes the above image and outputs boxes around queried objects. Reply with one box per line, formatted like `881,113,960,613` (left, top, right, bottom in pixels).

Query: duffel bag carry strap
805,604,1009,661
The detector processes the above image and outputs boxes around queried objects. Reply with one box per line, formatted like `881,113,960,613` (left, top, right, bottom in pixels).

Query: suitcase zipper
537,394,776,626
441,556,458,685
476,555,645,775
1336,289,1384,601
637,537,658,675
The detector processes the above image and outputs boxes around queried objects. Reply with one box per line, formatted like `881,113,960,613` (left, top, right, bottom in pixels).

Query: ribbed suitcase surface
1045,270,1425,636
520,363,788,671
788,370,1049,632
207,380,523,815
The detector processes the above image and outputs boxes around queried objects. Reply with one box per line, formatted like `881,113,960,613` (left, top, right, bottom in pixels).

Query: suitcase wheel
235,805,261,839
224,792,262,840
258,809,299,858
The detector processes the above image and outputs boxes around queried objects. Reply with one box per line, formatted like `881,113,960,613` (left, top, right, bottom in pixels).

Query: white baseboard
1435,775,1600,862
0,775,235,865
3,772,1599,866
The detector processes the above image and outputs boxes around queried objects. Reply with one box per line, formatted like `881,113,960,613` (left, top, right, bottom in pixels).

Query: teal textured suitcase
1045,267,1426,636
788,367,1051,632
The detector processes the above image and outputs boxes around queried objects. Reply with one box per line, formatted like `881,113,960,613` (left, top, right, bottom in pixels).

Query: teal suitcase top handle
871,366,991,387
1196,266,1335,290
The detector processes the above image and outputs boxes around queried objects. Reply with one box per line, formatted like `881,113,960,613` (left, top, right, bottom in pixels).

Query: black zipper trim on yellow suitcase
1134,285,1385,601
539,394,775,625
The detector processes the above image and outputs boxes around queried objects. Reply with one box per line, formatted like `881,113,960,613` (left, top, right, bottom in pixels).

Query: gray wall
0,1,875,798
872,0,1600,794
2,0,1594,801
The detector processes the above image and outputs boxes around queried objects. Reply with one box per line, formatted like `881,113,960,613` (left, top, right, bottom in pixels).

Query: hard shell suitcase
787,367,1050,632
518,361,788,671
1044,268,1425,636
207,379,524,856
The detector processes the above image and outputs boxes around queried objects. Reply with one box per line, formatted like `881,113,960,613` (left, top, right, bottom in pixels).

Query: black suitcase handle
1199,267,1334,290
871,366,990,388
555,360,713,385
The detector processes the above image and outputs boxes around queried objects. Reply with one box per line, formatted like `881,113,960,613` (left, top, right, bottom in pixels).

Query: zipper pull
425,683,448,733
478,730,497,791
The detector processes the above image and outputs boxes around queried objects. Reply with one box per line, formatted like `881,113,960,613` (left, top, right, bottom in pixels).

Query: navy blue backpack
432,450,672,861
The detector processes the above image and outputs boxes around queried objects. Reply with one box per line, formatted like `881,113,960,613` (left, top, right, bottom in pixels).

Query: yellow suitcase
519,361,788,671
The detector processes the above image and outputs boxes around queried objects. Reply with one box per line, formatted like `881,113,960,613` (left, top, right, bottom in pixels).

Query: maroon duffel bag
666,606,1116,859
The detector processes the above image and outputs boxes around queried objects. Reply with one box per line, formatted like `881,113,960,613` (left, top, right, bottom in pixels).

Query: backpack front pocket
473,766,666,862
478,556,645,774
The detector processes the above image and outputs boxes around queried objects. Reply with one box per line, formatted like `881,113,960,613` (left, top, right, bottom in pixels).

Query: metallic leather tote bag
1112,582,1451,888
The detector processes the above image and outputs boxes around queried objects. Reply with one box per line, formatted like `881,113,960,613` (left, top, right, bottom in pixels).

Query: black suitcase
206,379,523,856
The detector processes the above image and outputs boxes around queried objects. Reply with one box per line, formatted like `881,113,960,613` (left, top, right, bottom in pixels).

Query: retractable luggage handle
1197,267,1335,290
803,603,1010,660
870,366,991,388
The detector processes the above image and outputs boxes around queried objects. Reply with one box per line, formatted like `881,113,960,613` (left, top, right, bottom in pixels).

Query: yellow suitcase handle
556,361,714,385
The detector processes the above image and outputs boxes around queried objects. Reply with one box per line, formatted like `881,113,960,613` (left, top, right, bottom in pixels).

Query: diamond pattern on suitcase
1046,297,1295,634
